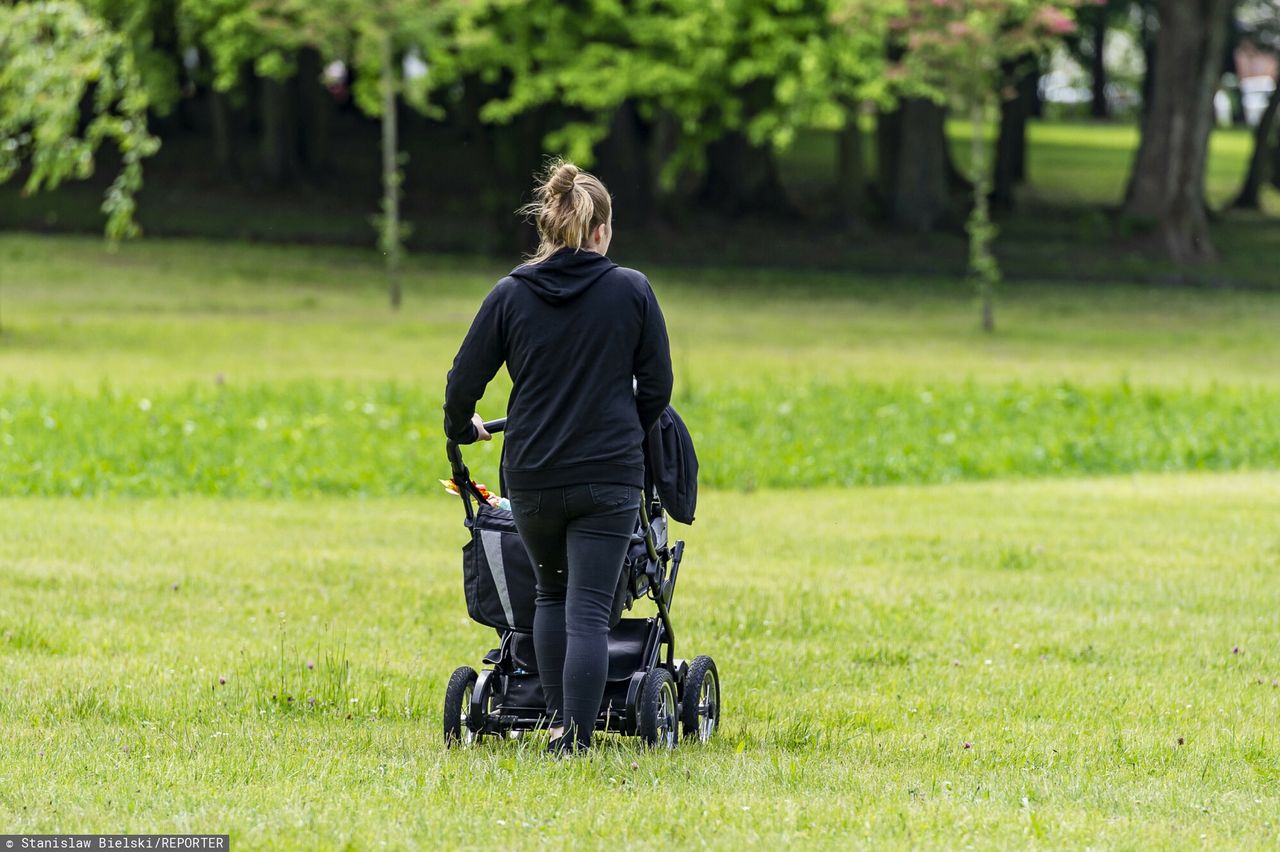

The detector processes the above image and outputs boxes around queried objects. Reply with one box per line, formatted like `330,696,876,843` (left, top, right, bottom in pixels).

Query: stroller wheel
680,655,720,743
442,666,477,747
637,668,679,750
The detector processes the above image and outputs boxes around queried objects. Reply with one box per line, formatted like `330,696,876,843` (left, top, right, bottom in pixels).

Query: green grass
780,119,1279,214
4,232,1280,846
3,475,1280,846
777,119,1280,288
6,234,1280,392
6,379,1280,494
1019,121,1273,212
6,236,1280,495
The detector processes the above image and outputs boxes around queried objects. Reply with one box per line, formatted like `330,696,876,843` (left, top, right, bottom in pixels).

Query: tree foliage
458,0,892,184
234,0,470,307
877,0,1082,330
0,1,160,242
85,0,186,114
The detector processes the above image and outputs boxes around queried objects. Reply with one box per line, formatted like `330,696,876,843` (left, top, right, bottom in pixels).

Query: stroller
442,418,721,749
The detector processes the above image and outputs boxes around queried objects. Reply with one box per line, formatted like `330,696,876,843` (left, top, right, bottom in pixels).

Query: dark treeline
4,0,1279,274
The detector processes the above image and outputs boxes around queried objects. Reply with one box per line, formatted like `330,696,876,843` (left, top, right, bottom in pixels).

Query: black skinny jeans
507,482,640,747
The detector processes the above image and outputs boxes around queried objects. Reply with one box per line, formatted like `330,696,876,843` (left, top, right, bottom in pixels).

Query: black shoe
547,734,589,756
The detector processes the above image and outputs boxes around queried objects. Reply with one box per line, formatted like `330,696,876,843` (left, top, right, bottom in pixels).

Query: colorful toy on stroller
442,418,721,749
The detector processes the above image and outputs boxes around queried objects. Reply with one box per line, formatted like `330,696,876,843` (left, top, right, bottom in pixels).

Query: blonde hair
520,160,612,263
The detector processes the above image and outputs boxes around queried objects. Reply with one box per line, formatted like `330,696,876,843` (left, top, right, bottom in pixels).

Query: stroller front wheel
680,655,720,743
638,668,680,749
442,666,478,747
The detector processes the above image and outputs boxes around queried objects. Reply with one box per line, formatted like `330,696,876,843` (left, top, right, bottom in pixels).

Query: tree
222,0,465,309
875,93,952,232
462,0,892,226
887,0,1080,332
1233,70,1280,209
0,1,160,334
458,0,751,210
178,0,314,185
1230,1,1280,210
1061,0,1134,119
769,1,893,226
1123,0,1236,262
86,0,186,117
992,52,1040,209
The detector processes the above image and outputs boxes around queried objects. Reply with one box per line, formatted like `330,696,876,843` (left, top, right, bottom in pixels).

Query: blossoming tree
885,0,1082,332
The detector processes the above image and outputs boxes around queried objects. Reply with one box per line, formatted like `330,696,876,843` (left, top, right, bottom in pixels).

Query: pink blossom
1035,7,1076,35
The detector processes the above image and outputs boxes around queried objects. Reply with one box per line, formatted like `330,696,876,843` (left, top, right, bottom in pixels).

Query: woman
443,161,673,753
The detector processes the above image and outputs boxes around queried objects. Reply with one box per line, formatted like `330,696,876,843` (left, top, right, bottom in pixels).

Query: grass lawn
2,233,1280,846
780,119,1278,214
4,235,1280,495
774,120,1280,288
3,475,1280,847
6,234,1280,391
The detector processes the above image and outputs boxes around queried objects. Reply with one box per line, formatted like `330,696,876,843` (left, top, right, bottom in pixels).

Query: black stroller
442,418,721,749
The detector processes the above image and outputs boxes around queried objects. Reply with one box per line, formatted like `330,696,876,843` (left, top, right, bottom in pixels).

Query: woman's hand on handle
472,413,492,442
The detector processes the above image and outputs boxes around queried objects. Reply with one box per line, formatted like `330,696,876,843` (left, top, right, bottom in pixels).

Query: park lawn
5,233,1280,391
5,234,1280,495
781,119,1280,215
3,232,1280,846
2,473,1279,847
1020,121,1271,212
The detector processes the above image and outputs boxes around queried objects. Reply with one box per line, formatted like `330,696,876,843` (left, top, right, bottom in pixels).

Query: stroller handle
446,418,507,485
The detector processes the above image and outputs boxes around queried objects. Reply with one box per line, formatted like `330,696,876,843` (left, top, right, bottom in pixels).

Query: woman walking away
443,161,674,754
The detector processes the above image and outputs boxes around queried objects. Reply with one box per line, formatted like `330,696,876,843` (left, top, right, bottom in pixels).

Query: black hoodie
443,248,673,491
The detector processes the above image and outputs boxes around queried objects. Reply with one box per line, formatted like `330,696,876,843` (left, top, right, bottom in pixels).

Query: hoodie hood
509,247,618,305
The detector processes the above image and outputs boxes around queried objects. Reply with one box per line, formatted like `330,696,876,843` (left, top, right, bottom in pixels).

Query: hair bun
546,162,579,197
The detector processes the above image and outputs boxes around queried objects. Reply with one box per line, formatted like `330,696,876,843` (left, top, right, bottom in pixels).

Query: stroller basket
462,503,655,633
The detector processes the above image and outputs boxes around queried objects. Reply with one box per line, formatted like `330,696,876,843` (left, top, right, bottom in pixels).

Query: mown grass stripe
4,379,1279,495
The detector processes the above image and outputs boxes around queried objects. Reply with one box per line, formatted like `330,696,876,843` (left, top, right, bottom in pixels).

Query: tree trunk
698,131,791,216
1089,8,1109,120
1123,0,1233,263
698,78,794,217
380,35,402,310
876,98,950,232
259,75,298,186
969,99,999,334
835,100,865,226
485,105,547,255
1272,124,1280,191
648,108,702,221
210,88,234,176
296,48,333,176
993,59,1037,210
1232,71,1280,209
594,100,656,224
1138,1,1157,119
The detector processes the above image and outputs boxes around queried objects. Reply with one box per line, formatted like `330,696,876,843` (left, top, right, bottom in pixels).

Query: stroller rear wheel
680,655,720,743
442,666,478,747
638,668,679,749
